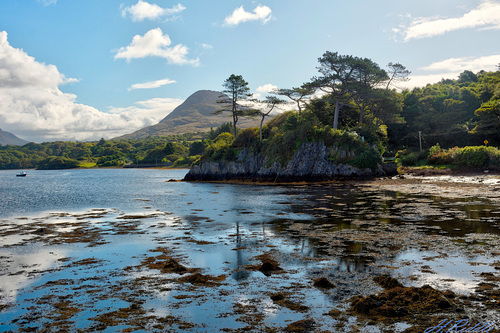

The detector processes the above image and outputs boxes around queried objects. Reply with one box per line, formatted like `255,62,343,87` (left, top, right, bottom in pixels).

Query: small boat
16,171,28,177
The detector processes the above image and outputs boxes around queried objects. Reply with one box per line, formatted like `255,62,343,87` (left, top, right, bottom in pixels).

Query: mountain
0,129,28,146
117,90,260,139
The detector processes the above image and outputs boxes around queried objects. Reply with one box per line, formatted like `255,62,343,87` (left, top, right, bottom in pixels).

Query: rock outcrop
184,142,397,182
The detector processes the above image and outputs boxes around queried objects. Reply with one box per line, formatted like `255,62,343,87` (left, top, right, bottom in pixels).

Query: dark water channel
0,169,499,332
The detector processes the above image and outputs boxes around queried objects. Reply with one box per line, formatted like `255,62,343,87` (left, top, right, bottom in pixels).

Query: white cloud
121,1,186,22
0,31,176,142
201,43,213,50
256,84,278,93
128,78,176,90
252,84,278,100
421,54,500,72
400,54,500,89
37,0,57,6
108,97,183,120
114,28,199,66
401,1,500,41
224,5,272,26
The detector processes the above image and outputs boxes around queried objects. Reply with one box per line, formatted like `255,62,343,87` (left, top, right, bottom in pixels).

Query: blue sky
1,0,499,142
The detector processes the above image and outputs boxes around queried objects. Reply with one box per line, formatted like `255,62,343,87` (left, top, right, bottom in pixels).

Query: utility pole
419,131,422,151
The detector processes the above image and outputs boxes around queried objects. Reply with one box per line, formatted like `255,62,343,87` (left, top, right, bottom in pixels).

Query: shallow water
0,169,499,332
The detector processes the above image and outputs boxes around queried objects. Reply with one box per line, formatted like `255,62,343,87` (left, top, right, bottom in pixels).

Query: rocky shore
184,142,398,182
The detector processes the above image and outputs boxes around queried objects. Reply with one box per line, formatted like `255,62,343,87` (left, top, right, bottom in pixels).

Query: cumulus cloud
0,31,179,142
256,84,278,94
128,78,176,90
121,1,186,21
422,54,500,72
114,28,199,66
224,5,272,26
251,84,278,100
400,54,500,89
401,1,500,41
108,97,183,120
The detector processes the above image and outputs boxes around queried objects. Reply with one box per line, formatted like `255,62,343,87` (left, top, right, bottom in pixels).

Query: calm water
0,169,499,332
1,169,190,218
0,169,304,221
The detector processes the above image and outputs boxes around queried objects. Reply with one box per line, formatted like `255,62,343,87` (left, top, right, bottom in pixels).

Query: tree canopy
215,74,254,136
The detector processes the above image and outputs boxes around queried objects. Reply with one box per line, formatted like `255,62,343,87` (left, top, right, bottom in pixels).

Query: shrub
396,150,428,166
282,113,300,131
458,146,490,168
352,146,382,171
208,122,233,140
233,128,259,148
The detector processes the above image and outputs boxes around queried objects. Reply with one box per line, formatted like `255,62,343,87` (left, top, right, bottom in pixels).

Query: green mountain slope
0,129,28,146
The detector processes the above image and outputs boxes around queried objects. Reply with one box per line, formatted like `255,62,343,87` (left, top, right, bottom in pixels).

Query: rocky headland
184,141,397,182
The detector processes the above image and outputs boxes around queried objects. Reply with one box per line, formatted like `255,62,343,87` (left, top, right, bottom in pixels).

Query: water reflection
279,183,500,237
1,171,499,331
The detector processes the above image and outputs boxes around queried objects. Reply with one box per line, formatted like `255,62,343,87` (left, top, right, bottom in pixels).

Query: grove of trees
2,51,499,171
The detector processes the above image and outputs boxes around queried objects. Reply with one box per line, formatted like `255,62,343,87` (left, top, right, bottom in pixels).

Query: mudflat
0,173,499,332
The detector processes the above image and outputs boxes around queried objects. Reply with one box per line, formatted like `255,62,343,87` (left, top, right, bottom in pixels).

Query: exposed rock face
184,142,397,182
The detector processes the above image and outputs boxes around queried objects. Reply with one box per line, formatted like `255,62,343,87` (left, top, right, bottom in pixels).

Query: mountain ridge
0,129,28,146
116,90,260,140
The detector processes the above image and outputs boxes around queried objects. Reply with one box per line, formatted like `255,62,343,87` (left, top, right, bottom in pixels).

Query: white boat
16,171,28,177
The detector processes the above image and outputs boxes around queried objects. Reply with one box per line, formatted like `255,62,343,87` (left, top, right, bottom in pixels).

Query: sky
0,0,499,142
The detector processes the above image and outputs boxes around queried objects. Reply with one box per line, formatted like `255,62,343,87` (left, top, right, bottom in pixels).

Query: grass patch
78,161,97,168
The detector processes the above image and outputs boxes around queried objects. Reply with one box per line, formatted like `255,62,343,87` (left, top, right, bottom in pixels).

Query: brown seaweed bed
1,174,500,332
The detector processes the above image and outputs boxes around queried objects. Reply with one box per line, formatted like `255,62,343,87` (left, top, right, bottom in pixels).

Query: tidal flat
0,169,499,332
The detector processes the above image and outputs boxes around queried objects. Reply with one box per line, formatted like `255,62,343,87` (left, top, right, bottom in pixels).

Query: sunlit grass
78,161,97,168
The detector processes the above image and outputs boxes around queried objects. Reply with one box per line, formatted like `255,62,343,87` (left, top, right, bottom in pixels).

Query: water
0,169,499,332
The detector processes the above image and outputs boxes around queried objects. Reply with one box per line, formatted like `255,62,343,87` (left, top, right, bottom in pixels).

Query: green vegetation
199,111,382,171
37,156,79,170
1,51,499,173
397,144,500,170
0,133,208,170
196,53,500,173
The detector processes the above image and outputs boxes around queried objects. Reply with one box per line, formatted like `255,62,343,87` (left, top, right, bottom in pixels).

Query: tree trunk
333,99,340,129
232,114,237,137
260,115,265,142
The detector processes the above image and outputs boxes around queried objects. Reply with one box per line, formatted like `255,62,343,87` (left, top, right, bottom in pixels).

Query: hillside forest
1,51,500,171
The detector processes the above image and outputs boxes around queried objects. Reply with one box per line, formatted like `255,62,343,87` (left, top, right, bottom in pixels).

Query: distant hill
117,90,260,140
0,129,28,146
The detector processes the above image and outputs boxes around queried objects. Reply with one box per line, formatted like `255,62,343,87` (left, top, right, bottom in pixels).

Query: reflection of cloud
0,31,178,142
0,248,67,303
114,28,199,66
224,5,272,26
121,0,186,22
395,250,496,294
401,1,500,41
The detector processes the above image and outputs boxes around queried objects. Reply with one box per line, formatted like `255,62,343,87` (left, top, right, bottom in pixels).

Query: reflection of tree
233,221,251,281
332,255,374,273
